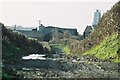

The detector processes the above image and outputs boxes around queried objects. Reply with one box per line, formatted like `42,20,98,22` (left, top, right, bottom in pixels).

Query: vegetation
1,23,50,79
1,1,120,79
67,1,120,62
2,40,23,60
63,46,71,54
2,23,48,57
50,44,65,54
50,44,65,49
83,33,120,62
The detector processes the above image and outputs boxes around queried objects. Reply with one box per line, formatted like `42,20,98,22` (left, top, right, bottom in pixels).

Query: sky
0,0,119,34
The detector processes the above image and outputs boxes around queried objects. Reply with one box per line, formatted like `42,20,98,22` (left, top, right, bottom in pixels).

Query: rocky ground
15,60,119,78
2,44,119,79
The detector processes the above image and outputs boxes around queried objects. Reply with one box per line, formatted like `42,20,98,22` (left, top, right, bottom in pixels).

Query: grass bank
83,33,120,63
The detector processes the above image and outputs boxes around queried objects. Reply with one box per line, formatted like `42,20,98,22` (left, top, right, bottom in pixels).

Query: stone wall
44,26,78,36
17,26,79,42
18,30,44,41
83,26,93,38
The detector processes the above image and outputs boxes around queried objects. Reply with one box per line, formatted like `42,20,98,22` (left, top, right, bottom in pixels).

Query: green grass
83,33,120,63
2,40,22,59
63,46,71,54
50,44,65,48
50,44,74,56
50,44,74,55
50,44,65,50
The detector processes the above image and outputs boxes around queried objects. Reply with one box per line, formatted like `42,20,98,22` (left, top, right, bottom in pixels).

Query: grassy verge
83,33,120,63
63,46,71,54
50,44,65,48
50,44,71,54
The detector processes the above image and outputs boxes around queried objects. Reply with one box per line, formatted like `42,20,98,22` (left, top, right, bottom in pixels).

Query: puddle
22,54,46,60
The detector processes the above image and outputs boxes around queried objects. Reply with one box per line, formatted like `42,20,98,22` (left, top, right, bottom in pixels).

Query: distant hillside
1,23,50,62
68,1,120,62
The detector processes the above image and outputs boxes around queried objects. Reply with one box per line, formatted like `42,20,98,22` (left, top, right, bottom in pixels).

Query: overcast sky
0,0,119,34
